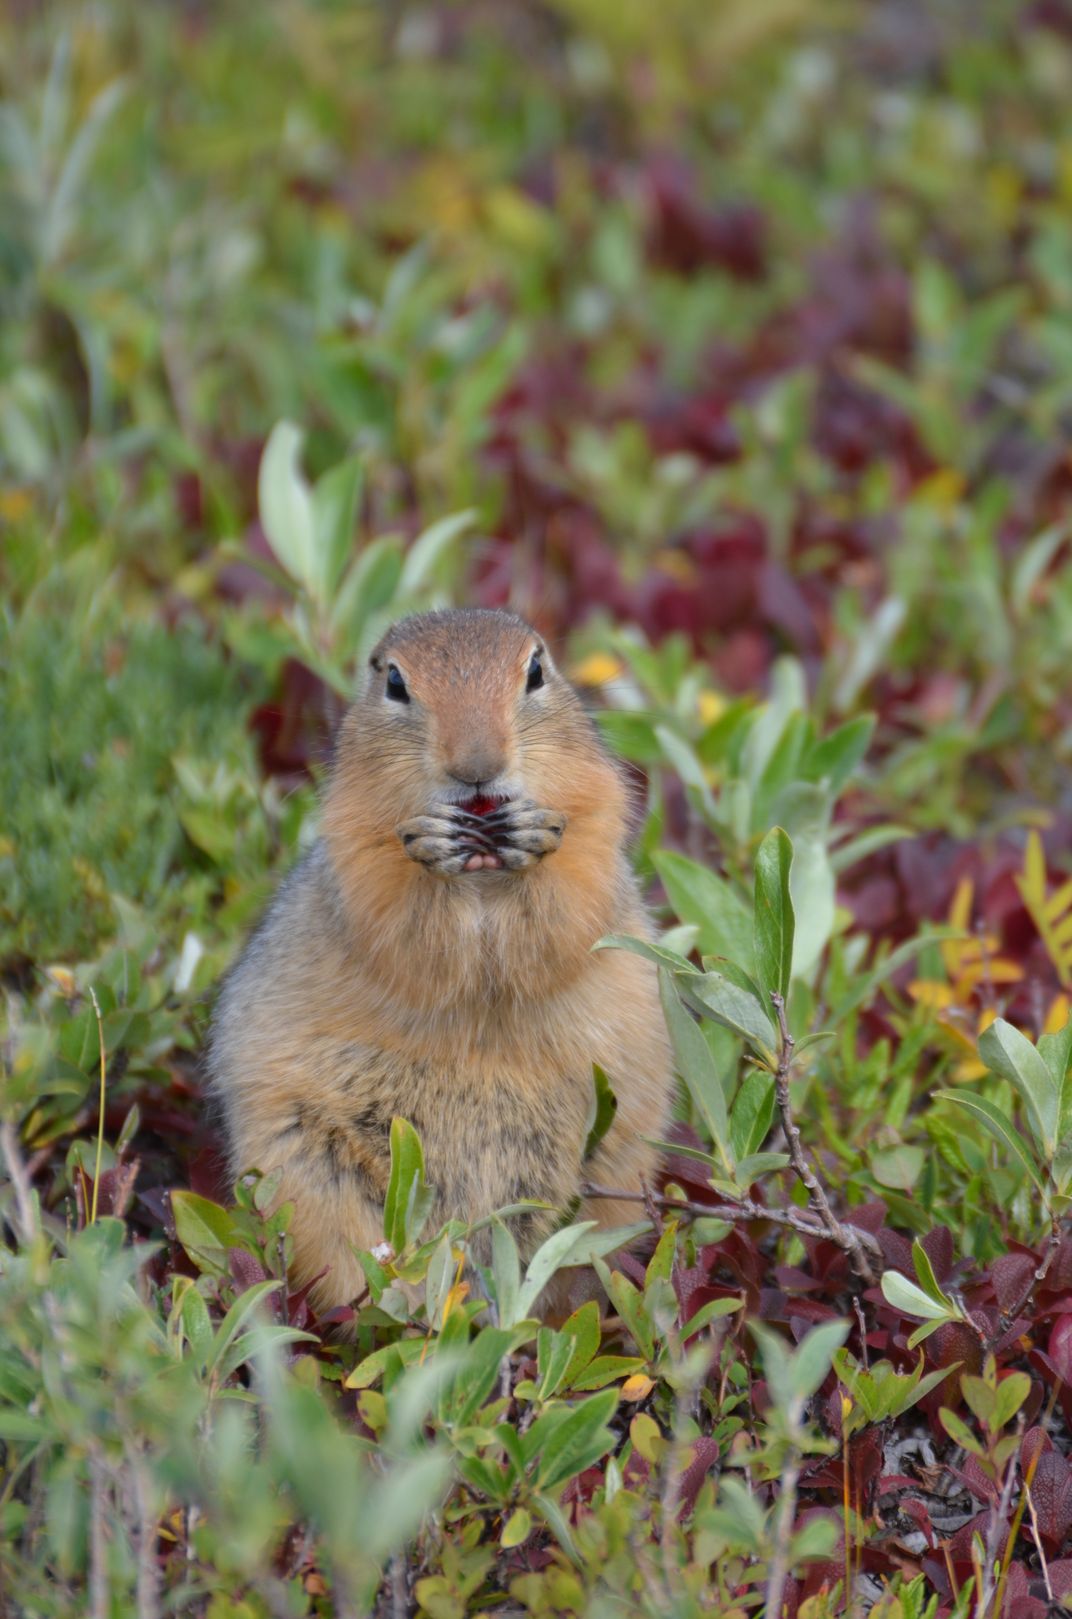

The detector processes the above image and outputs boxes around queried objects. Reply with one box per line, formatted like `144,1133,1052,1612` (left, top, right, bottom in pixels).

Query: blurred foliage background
5,0,1072,1614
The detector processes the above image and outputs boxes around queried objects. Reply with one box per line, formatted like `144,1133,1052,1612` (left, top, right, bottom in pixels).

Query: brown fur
208,609,673,1315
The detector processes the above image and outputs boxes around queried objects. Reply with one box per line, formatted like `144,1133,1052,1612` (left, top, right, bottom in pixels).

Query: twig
992,1219,1064,1344
0,1119,37,1244
129,1449,160,1619
852,1296,869,1373
89,1452,109,1619
763,1449,802,1619
976,1433,1020,1618
770,992,874,1285
389,1548,411,1619
1023,1474,1053,1604
580,1183,881,1258
89,987,107,1225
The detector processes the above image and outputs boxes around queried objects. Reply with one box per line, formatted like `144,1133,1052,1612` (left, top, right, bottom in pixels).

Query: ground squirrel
208,608,672,1315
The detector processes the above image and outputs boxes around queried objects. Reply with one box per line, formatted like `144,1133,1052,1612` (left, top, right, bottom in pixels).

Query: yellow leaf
652,548,697,585
571,651,623,687
441,1280,470,1324
1044,994,1071,1035
45,966,78,998
500,1507,532,1548
949,878,974,933
621,1374,655,1401
1043,877,1072,925
986,163,1023,227
697,690,727,726
908,980,955,1010
915,467,965,511
483,185,554,253
977,1007,998,1035
1022,831,1048,907
630,1411,663,1463
0,487,33,522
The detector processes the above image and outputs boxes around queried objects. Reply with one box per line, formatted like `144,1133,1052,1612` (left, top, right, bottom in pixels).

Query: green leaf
681,1297,742,1340
398,509,476,594
805,715,875,796
992,1370,1031,1431
206,1280,287,1378
181,1284,215,1366
654,727,717,819
939,1407,986,1459
537,1328,576,1399
788,830,835,978
652,850,754,967
729,1069,776,1161
659,970,732,1172
560,1301,601,1387
170,1190,239,1275
443,1327,526,1428
1040,1011,1072,1147
501,1508,531,1548
978,1018,1060,1156
516,1223,646,1321
753,827,794,1002
311,454,364,602
533,1389,618,1489
258,420,316,593
570,1355,646,1391
880,1270,956,1323
870,1144,925,1191
383,1116,433,1253
911,1240,953,1308
684,970,777,1062
939,1091,1048,1196
593,933,698,974
583,1065,618,1164
790,1319,851,1403
331,536,404,654
490,1218,521,1327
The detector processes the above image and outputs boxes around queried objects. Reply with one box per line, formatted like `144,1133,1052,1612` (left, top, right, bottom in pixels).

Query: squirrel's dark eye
526,653,544,693
385,664,409,704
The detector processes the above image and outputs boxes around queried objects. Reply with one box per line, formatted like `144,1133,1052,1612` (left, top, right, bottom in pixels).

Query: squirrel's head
331,608,623,833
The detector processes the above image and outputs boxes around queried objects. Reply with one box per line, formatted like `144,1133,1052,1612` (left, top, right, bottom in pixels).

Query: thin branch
89,1452,109,1619
994,1219,1064,1341
0,1120,37,1244
1023,1475,1053,1605
129,1450,160,1619
88,987,107,1226
770,992,875,1284
977,1436,1019,1618
763,1450,801,1619
580,1183,881,1258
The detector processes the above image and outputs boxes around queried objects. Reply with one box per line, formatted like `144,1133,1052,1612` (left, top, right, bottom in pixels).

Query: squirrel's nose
448,753,506,790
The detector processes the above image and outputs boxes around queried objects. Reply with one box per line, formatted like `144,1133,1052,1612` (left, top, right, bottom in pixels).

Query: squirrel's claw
396,801,566,877
493,802,567,868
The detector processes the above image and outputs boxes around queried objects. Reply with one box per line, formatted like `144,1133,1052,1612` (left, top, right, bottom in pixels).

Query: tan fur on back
208,609,673,1316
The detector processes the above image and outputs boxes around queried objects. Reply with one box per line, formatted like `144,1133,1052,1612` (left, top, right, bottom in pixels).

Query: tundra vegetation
4,3,1072,1615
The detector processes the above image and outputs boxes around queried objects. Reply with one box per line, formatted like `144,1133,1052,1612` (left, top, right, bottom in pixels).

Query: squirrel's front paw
484,800,566,871
397,809,481,876
397,801,566,876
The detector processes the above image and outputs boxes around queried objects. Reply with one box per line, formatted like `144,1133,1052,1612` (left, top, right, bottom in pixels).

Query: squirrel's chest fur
211,841,648,1228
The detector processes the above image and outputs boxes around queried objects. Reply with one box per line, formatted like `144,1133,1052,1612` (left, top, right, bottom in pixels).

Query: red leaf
1048,1315,1072,1384
1029,1451,1072,1549
676,1436,720,1517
